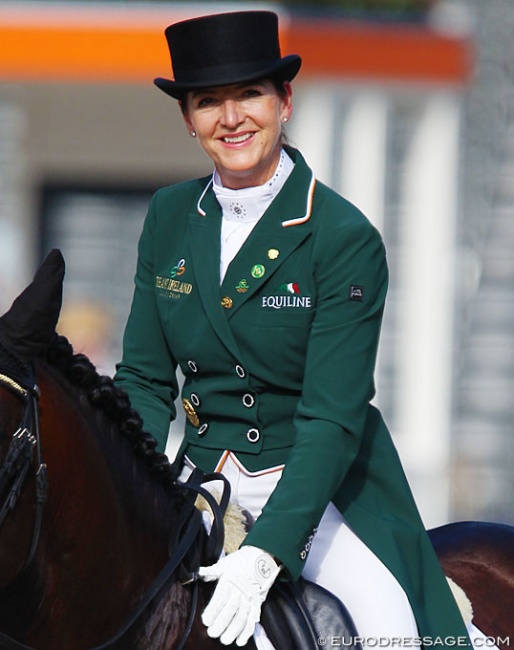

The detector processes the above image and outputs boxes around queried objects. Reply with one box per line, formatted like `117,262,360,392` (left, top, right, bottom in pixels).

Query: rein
0,370,229,650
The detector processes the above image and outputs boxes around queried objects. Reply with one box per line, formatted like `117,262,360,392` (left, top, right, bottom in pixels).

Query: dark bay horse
0,250,247,649
0,250,513,649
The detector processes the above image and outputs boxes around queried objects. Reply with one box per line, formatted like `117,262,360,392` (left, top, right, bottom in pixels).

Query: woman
115,10,470,649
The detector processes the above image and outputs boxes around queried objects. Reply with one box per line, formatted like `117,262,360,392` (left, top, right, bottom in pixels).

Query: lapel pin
221,296,233,309
251,264,266,279
267,248,280,260
236,279,249,293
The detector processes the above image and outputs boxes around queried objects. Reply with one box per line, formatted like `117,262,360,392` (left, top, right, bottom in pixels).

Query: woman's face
182,80,292,189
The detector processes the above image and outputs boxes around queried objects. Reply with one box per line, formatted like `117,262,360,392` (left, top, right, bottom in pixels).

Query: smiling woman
182,80,292,189
114,9,473,650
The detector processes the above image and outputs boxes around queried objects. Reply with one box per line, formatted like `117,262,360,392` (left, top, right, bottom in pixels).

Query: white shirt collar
212,148,294,223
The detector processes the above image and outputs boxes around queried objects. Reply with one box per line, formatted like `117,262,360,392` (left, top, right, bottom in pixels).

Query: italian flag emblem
277,282,300,294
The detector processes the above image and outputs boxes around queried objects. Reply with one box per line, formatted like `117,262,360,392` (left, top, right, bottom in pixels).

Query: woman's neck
213,148,291,194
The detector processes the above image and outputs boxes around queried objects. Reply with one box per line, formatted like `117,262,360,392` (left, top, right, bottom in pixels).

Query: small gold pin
221,296,233,309
236,279,249,293
267,249,280,260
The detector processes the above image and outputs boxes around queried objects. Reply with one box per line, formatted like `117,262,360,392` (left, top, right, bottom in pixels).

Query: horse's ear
0,249,65,359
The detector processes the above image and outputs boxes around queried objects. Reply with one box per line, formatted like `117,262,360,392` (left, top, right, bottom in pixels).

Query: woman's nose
220,99,242,128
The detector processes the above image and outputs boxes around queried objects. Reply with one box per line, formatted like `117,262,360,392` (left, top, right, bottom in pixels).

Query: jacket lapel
220,217,310,317
188,148,316,336
220,148,316,317
188,186,241,358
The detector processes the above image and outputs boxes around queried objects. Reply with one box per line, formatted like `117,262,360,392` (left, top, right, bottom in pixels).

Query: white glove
198,545,281,646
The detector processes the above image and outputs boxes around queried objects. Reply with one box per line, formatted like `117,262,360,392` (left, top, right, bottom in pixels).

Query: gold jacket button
182,398,200,427
221,296,233,309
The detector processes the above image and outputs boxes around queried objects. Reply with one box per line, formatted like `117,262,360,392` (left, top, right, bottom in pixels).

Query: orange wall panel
287,20,473,84
0,7,473,85
0,26,169,83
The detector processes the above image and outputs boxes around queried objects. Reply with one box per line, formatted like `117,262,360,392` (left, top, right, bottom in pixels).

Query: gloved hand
198,545,282,646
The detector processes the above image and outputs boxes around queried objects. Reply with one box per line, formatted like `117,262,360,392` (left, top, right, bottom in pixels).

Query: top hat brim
154,54,302,100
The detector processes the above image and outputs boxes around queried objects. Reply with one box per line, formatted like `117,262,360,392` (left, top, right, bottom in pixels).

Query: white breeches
180,451,419,644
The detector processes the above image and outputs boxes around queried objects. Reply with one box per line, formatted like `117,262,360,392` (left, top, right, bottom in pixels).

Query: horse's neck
39,363,175,545
32,363,179,642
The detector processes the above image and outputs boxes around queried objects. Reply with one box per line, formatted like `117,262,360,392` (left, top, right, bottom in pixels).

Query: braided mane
44,333,180,490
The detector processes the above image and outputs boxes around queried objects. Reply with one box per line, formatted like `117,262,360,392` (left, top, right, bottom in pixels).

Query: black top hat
154,11,302,99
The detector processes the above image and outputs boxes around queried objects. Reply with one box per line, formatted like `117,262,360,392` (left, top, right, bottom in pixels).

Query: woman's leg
220,456,418,643
302,502,419,644
180,455,418,647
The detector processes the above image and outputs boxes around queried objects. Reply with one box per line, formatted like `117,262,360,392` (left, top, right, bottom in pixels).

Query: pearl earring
191,130,197,137
282,117,288,123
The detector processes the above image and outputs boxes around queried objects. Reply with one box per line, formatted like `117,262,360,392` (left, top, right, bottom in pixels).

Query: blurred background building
0,0,512,529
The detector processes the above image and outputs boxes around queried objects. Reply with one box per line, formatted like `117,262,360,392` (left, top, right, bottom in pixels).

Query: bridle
0,370,48,575
0,368,229,650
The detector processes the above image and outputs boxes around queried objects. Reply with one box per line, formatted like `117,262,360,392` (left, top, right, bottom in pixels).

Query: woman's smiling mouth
222,133,254,144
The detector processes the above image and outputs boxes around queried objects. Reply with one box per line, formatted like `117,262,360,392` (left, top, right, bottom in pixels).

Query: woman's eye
196,97,215,108
243,88,261,98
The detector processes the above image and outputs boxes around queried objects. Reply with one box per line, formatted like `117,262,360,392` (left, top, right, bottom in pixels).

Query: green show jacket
115,147,470,646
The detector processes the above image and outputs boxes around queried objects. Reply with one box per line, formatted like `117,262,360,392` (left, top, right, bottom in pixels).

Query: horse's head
0,250,64,589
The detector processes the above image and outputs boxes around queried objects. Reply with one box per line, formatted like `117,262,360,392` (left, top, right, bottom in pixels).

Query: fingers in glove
235,603,262,647
202,581,232,627
198,558,226,582
219,602,251,646
203,589,241,638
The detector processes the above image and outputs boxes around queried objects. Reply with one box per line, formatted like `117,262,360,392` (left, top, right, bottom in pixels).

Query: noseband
0,370,48,575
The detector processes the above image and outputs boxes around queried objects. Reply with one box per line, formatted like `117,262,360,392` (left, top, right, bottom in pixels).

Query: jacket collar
196,146,316,227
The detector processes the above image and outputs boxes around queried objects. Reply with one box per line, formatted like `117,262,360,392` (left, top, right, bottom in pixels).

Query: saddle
263,577,362,650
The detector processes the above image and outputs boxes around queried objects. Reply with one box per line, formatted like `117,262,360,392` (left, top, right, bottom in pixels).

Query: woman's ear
181,104,196,138
280,82,293,123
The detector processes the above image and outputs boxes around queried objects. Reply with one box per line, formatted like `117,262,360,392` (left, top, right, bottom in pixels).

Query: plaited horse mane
41,333,177,486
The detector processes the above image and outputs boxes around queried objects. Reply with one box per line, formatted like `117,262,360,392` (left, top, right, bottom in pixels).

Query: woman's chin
216,156,279,189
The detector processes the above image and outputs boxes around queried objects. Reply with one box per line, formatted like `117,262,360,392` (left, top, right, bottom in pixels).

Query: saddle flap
261,577,363,650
